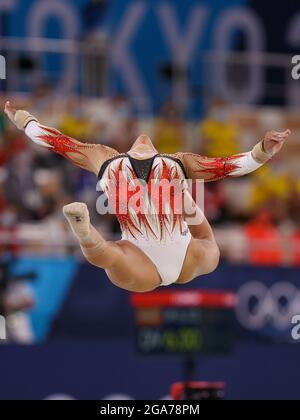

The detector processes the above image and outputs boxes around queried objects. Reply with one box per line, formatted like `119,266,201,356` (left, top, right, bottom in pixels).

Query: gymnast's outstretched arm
4,101,119,175
173,130,291,182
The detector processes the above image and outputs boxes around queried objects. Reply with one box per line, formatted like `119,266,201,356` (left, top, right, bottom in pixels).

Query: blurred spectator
199,98,240,157
250,166,291,212
244,211,283,266
28,83,62,126
0,254,36,344
154,102,185,154
204,183,229,225
0,168,7,213
59,99,91,141
102,96,138,152
288,185,300,265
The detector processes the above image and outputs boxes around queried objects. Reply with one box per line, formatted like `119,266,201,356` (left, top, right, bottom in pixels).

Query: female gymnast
4,101,290,292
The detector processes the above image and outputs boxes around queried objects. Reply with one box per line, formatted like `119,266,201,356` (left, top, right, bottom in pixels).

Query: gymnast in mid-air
4,101,290,292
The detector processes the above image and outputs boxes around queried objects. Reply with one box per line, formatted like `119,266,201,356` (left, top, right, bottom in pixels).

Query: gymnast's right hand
4,101,17,125
4,101,38,130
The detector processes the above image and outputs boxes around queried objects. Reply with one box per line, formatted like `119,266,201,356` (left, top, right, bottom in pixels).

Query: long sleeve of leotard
173,144,271,182
25,121,118,174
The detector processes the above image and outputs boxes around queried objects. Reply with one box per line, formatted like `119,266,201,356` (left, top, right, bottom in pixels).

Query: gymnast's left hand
263,129,291,156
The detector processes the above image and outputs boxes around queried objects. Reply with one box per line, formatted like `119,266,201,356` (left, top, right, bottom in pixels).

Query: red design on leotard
37,126,93,168
191,154,244,181
102,157,187,241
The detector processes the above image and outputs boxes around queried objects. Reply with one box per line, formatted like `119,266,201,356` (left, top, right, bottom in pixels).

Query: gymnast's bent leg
177,217,220,285
63,203,161,292
176,191,220,285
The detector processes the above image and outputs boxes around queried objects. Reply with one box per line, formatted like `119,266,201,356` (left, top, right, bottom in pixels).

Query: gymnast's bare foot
63,202,91,244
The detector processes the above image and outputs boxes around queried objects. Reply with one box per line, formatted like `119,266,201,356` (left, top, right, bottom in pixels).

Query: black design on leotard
98,154,188,181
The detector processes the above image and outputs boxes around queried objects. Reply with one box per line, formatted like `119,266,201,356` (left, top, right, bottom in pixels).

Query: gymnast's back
98,153,190,244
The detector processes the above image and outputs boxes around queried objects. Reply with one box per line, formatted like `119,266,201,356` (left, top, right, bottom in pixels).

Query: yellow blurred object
200,119,239,157
155,118,184,154
59,115,90,141
250,165,291,209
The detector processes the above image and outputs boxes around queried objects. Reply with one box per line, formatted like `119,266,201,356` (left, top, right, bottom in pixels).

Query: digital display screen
135,307,235,355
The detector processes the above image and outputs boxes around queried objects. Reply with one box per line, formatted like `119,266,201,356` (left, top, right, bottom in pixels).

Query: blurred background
0,0,300,400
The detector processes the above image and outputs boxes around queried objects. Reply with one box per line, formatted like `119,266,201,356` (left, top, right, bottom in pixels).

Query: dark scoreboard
131,291,237,355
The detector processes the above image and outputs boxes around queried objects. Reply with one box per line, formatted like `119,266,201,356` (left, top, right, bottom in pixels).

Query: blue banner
3,1,299,113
